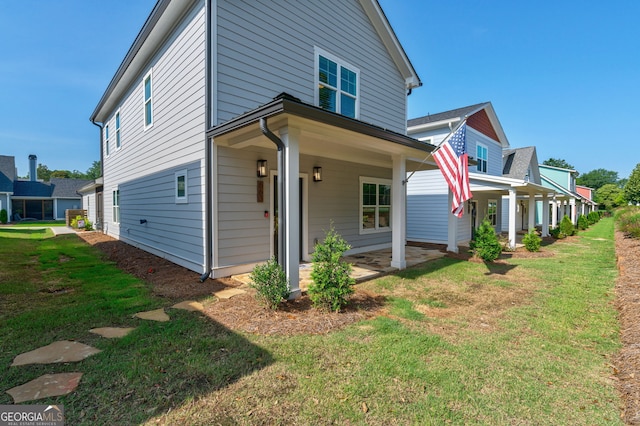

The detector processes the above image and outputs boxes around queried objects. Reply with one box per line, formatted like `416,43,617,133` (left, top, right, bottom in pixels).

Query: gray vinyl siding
215,0,407,133
101,1,207,273
55,199,82,219
216,146,393,268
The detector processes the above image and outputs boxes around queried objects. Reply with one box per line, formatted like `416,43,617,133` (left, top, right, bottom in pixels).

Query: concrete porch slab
6,372,82,403
11,341,101,366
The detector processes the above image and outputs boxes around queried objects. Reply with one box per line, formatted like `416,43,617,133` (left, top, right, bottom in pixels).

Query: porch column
279,127,301,299
391,155,406,269
508,188,517,249
446,190,458,253
569,199,576,224
527,195,536,232
53,199,58,220
551,198,558,228
541,195,550,237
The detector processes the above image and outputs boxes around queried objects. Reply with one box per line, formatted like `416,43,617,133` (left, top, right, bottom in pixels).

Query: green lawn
0,219,622,425
2,220,67,227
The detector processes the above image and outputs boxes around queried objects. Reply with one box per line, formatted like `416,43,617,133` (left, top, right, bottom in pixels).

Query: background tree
576,168,619,191
26,161,100,182
595,183,626,210
542,158,575,170
624,163,640,205
35,164,52,181
85,160,102,179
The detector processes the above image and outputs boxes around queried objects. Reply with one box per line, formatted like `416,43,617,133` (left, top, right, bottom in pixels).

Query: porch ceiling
208,95,438,171
468,173,556,198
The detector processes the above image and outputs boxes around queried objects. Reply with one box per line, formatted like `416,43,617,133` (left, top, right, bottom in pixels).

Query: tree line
542,158,640,209
23,160,101,182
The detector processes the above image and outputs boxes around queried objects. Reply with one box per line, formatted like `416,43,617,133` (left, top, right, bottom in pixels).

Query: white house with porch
89,0,439,297
406,103,554,252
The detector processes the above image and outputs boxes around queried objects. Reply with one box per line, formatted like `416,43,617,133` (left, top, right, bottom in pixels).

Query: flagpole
404,116,468,184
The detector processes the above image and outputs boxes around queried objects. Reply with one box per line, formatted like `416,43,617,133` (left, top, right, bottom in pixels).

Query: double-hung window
315,48,359,118
488,199,497,226
360,177,391,233
175,170,188,204
112,189,120,223
104,125,110,157
115,111,121,149
143,71,153,129
476,143,488,173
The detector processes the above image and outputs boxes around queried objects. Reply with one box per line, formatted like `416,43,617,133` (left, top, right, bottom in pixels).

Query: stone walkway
5,299,228,404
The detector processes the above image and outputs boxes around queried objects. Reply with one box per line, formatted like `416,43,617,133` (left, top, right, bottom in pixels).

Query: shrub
549,226,562,239
70,215,93,231
249,257,290,310
470,218,502,262
587,211,600,225
309,225,355,312
616,206,640,239
577,214,589,231
0,209,7,224
522,230,542,252
559,215,575,237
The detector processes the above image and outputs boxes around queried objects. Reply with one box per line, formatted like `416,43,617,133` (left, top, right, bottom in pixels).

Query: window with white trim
143,71,153,129
476,143,488,173
115,110,121,149
488,199,497,226
112,189,120,223
175,170,188,204
315,48,359,118
104,125,110,157
360,177,391,233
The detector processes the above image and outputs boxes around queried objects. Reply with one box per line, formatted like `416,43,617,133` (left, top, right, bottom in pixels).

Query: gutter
260,118,287,273
200,0,213,282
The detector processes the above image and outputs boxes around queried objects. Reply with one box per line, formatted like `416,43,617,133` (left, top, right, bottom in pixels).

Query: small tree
309,225,355,312
624,163,640,205
587,211,600,225
470,218,502,262
577,214,589,231
249,257,290,310
0,209,7,224
522,230,541,252
559,215,575,237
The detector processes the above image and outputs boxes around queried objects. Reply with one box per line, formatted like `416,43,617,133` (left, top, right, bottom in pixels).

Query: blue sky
1,1,638,179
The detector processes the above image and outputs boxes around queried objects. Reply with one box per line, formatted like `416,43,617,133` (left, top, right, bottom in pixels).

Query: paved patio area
233,245,446,292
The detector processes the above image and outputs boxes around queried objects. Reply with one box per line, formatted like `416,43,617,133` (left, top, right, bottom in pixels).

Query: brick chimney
29,154,37,181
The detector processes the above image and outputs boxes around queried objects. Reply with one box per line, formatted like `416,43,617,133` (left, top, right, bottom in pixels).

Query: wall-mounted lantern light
257,160,267,178
313,166,322,182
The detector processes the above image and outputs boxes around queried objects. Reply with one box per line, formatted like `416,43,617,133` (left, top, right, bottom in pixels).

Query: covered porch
207,94,438,298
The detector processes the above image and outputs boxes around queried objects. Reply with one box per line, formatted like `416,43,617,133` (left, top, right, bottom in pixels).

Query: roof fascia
358,0,421,89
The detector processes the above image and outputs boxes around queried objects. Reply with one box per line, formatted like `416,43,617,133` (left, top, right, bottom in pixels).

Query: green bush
470,219,502,262
577,214,589,231
249,257,290,310
309,225,355,312
549,226,562,239
522,230,542,252
587,211,600,225
0,209,7,224
559,215,575,237
616,206,640,239
70,215,93,231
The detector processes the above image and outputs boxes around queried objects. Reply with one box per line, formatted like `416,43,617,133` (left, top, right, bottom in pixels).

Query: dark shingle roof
503,147,534,179
13,180,53,197
407,102,489,127
0,155,15,192
12,178,89,198
50,178,90,198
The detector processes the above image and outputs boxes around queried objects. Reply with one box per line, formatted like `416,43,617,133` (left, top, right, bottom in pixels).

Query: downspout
260,118,286,273
90,119,104,232
200,0,213,282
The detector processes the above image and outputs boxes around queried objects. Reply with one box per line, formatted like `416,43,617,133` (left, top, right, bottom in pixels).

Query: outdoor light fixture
257,160,267,177
313,166,322,182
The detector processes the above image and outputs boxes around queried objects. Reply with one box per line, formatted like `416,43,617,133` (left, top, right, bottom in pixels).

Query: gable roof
91,0,421,123
502,146,540,183
50,178,91,198
0,155,15,193
12,178,89,199
407,102,510,148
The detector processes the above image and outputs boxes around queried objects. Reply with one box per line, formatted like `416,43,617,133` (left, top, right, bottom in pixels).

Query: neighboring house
539,164,594,224
0,154,88,221
576,185,598,216
407,103,553,251
78,177,104,229
89,0,439,297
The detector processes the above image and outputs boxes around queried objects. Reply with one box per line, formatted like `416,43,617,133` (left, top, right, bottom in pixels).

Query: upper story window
315,48,359,119
143,71,153,129
476,143,488,173
115,111,121,149
104,125,110,157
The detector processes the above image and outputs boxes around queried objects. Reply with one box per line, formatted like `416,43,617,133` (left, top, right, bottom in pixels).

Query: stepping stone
214,288,246,299
11,341,101,366
134,308,170,322
6,372,82,403
171,300,204,312
89,327,136,338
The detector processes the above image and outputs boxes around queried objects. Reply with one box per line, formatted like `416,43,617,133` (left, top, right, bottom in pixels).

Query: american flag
433,123,472,217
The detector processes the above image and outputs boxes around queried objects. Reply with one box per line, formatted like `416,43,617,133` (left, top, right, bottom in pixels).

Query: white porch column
391,155,406,269
446,189,458,253
569,199,576,224
541,195,550,237
527,195,536,232
279,127,301,299
508,188,517,249
551,198,558,228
